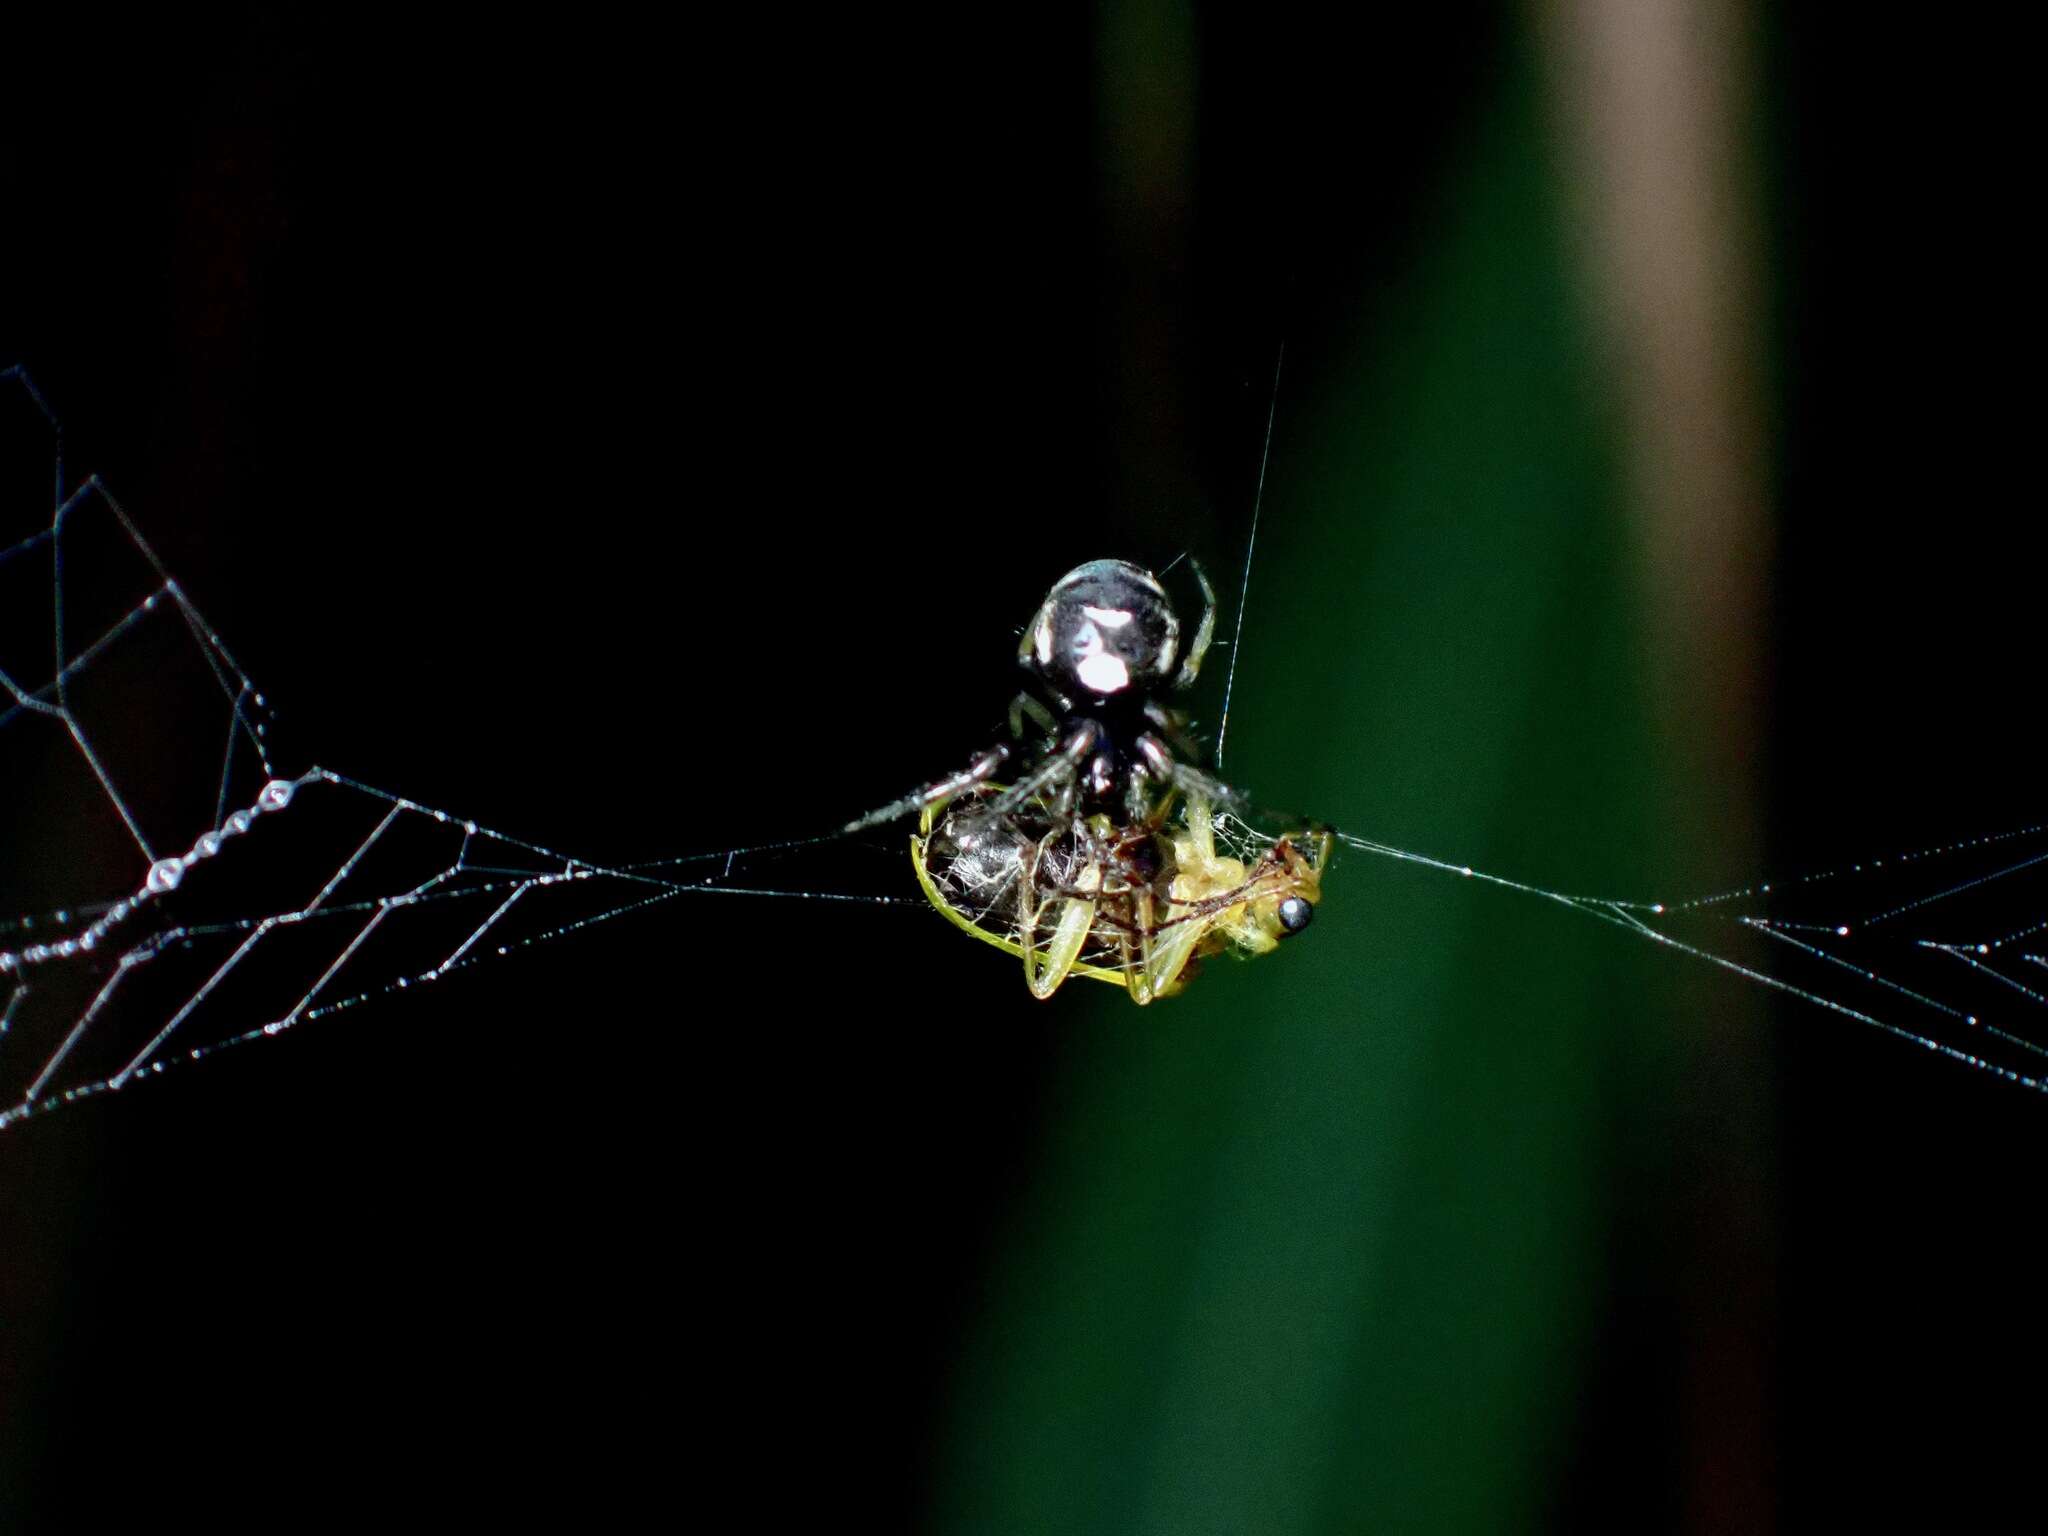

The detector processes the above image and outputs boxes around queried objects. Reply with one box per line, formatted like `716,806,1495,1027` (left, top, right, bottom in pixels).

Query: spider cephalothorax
846,557,1233,836
846,556,1330,1001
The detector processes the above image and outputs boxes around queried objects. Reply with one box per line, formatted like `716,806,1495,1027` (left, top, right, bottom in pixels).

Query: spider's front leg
843,744,1013,833
958,722,1099,831
843,704,1105,835
844,691,1064,834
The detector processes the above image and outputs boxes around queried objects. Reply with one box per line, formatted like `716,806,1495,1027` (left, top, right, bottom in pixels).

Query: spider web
0,368,916,1131
2,366,2045,1134
1336,828,2048,1092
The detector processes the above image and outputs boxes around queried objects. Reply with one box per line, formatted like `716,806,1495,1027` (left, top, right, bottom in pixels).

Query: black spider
844,558,1277,882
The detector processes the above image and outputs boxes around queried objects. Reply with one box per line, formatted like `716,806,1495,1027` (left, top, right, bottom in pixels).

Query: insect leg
1018,833,1098,1000
1120,882,1165,1005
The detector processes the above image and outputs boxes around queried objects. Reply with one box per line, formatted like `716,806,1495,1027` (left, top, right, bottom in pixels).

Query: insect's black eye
1276,896,1314,936
1121,837,1163,884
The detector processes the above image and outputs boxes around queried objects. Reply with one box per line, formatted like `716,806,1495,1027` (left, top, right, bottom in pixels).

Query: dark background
4,5,2044,1530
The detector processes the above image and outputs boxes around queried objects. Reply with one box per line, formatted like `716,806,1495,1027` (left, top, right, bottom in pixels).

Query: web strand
1336,828,2048,1092
1214,344,1285,769
5,365,2048,1132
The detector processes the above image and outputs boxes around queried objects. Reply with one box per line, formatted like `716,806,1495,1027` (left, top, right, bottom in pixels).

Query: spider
845,558,1330,1001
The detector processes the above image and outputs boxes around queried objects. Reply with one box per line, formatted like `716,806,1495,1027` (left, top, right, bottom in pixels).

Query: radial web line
1336,825,2048,1092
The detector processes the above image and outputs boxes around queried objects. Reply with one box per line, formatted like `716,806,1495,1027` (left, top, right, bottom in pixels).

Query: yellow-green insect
913,785,1331,1004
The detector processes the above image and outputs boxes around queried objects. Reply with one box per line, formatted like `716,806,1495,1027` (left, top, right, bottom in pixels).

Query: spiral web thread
3,366,2046,1132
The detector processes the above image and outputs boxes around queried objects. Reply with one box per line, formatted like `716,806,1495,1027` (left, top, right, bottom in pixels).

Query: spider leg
1124,755,1154,825
842,744,1011,832
1142,698,1204,762
1049,777,1079,823
1169,758,1250,813
1172,558,1218,690
957,723,1098,831
1136,731,1248,814
1009,689,1059,744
